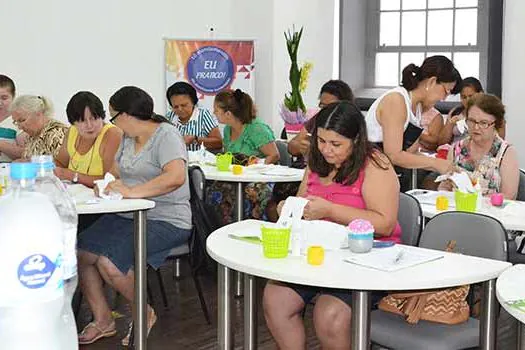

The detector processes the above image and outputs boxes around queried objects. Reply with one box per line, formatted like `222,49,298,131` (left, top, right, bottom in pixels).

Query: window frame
365,0,489,90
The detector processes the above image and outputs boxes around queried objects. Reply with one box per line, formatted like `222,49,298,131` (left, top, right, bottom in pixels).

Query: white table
408,189,525,231
199,164,304,296
69,185,155,350
206,219,511,350
497,264,525,349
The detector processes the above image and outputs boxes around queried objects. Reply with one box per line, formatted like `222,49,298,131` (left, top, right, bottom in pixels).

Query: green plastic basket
261,225,291,259
454,190,478,212
216,152,233,171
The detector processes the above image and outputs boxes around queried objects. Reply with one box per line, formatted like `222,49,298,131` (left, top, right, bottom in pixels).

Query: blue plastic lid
10,163,38,180
31,155,55,170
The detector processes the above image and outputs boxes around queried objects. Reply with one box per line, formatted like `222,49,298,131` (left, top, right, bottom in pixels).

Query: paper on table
228,218,348,251
188,149,216,165
259,166,301,177
410,190,456,207
343,246,444,272
94,173,123,200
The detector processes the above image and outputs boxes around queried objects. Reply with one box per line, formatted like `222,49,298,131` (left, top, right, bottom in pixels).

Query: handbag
377,240,470,325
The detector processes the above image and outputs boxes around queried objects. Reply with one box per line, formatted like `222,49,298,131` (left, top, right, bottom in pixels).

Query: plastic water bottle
0,163,69,349
32,155,78,348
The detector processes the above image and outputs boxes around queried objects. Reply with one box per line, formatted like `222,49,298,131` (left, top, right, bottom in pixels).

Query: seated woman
263,101,401,349
10,95,68,159
166,81,222,152
437,77,505,146
77,86,192,345
208,89,279,223
365,56,461,191
438,93,519,199
0,75,26,161
288,79,354,157
267,80,355,222
54,91,122,187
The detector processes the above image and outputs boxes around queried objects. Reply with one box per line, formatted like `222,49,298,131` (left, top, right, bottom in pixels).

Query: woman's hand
303,196,331,220
434,158,458,175
183,135,196,145
54,167,72,181
438,179,456,192
276,200,285,216
106,180,133,198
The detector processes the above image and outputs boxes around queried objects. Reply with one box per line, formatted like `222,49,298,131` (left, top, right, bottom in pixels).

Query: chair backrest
189,165,206,201
419,212,508,261
276,139,292,167
517,169,525,201
187,165,221,271
398,192,423,246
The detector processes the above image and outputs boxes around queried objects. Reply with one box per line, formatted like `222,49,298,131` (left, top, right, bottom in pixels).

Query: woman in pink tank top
264,101,401,349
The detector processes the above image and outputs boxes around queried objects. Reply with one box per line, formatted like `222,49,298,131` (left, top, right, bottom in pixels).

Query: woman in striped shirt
166,82,222,151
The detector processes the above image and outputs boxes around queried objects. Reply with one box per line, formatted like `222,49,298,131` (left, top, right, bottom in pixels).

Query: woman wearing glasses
365,55,461,191
54,91,122,187
438,93,519,199
77,86,191,345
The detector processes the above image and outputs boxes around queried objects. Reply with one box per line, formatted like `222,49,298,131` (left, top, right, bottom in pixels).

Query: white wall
502,0,525,166
0,0,337,135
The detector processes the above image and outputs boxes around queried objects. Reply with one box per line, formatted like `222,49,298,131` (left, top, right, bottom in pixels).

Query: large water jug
0,163,73,349
32,155,79,348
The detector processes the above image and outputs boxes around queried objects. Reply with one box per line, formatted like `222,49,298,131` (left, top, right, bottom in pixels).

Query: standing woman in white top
365,55,460,191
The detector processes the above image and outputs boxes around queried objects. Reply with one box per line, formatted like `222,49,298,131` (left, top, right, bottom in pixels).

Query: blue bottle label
18,254,60,289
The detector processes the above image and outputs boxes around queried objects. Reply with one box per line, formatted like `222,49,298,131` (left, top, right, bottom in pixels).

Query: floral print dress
452,135,509,195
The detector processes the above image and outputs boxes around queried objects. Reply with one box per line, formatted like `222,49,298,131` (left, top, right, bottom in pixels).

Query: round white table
408,189,525,231
68,185,155,350
497,264,525,324
496,264,525,350
200,164,304,296
207,219,511,350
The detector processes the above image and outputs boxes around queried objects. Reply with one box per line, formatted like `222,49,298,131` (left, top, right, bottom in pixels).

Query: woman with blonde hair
10,95,67,159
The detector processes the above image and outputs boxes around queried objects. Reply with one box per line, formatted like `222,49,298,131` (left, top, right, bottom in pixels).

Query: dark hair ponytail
215,89,256,124
110,86,164,122
401,55,460,92
401,64,420,91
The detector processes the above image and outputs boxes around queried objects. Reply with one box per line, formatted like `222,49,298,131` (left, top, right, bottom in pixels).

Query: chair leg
155,269,169,309
127,323,135,350
147,280,154,306
173,258,181,279
72,289,83,318
191,267,211,324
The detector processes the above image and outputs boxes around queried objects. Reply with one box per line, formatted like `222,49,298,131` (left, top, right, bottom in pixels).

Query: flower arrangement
280,26,316,129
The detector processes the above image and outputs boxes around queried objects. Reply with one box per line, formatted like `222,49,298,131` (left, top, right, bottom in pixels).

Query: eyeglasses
110,111,122,124
466,118,495,129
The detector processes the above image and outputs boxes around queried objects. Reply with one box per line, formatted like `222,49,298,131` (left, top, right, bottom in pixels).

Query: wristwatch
72,172,79,184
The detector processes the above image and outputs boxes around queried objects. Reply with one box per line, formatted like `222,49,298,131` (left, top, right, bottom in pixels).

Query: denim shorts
78,214,191,274
287,283,386,308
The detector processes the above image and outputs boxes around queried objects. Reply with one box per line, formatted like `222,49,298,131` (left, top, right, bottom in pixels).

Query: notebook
343,246,444,272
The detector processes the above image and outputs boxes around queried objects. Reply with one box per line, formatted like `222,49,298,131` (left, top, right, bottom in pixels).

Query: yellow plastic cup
232,164,243,175
307,246,325,266
436,195,449,211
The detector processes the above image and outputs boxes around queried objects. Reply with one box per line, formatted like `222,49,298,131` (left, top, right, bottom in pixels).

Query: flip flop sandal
78,321,117,345
121,309,157,346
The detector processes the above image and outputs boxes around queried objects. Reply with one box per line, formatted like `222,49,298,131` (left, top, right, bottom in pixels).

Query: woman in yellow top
55,91,122,187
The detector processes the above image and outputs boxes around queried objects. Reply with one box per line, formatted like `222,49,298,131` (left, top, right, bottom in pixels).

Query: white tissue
278,196,309,256
94,173,123,200
450,172,475,193
456,118,467,134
